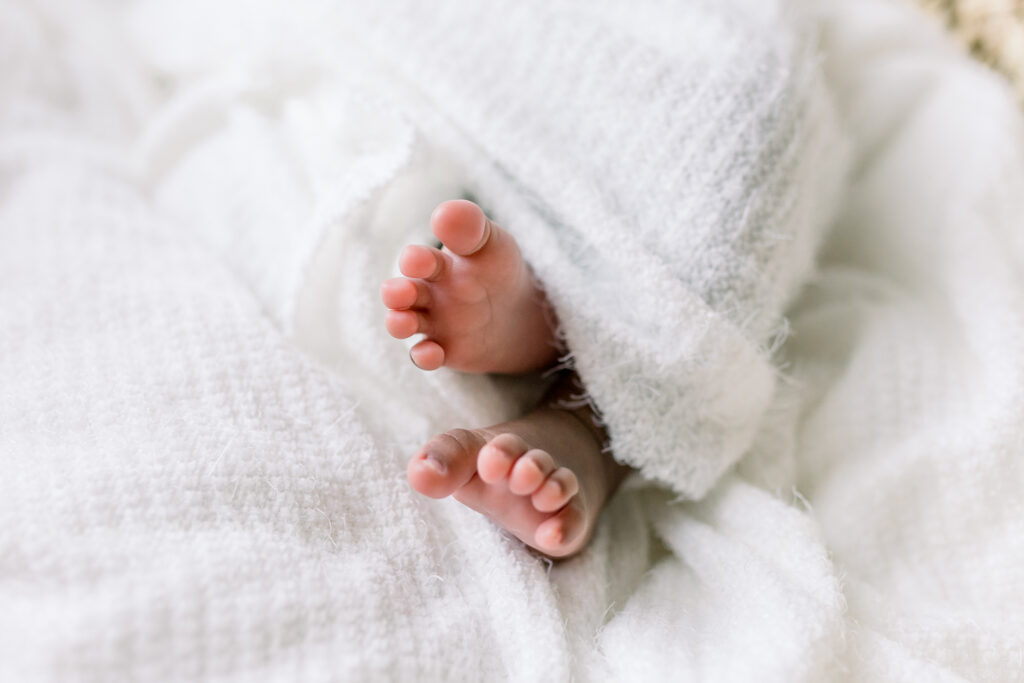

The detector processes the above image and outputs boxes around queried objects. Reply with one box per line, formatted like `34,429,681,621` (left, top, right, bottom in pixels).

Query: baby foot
381,199,559,373
407,405,626,558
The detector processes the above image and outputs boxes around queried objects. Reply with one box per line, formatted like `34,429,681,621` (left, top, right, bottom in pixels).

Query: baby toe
531,467,579,512
534,502,586,557
385,310,430,339
380,277,431,310
477,433,529,484
407,429,480,499
430,199,491,256
509,449,555,496
410,339,445,370
399,245,449,281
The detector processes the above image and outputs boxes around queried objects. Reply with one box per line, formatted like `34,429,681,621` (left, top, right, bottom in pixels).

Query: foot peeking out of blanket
381,199,560,373
382,200,629,558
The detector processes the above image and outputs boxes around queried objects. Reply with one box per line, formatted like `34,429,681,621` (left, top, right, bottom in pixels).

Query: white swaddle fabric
1,0,1023,680
339,0,849,499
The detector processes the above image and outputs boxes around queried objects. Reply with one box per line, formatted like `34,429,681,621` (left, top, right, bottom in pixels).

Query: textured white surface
336,0,849,500
1,0,1022,680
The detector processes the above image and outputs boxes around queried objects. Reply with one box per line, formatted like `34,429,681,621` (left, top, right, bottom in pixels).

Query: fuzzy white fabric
339,0,848,501
1,0,1023,681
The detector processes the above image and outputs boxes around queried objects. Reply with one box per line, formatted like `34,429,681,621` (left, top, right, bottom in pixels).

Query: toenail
421,452,447,474
541,527,563,547
489,445,512,460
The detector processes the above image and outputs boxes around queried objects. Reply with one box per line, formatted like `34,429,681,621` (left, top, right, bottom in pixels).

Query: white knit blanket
3,0,1023,680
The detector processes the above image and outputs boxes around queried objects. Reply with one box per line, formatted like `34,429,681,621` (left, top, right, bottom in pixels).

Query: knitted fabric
342,0,848,498
2,0,1023,680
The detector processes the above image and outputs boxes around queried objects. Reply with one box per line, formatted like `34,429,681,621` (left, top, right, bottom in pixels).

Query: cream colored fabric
913,0,1024,105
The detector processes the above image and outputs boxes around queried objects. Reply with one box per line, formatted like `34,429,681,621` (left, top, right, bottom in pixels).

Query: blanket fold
340,0,848,498
2,0,1023,680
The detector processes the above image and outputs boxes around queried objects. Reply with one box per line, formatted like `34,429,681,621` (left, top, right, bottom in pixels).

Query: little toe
430,200,493,256
381,277,431,310
509,449,556,496
385,309,430,339
410,339,445,370
531,468,579,513
477,434,529,484
534,502,586,557
399,244,449,281
407,429,481,499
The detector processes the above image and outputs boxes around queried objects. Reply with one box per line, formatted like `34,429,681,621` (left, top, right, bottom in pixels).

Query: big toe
431,199,492,256
407,429,482,499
